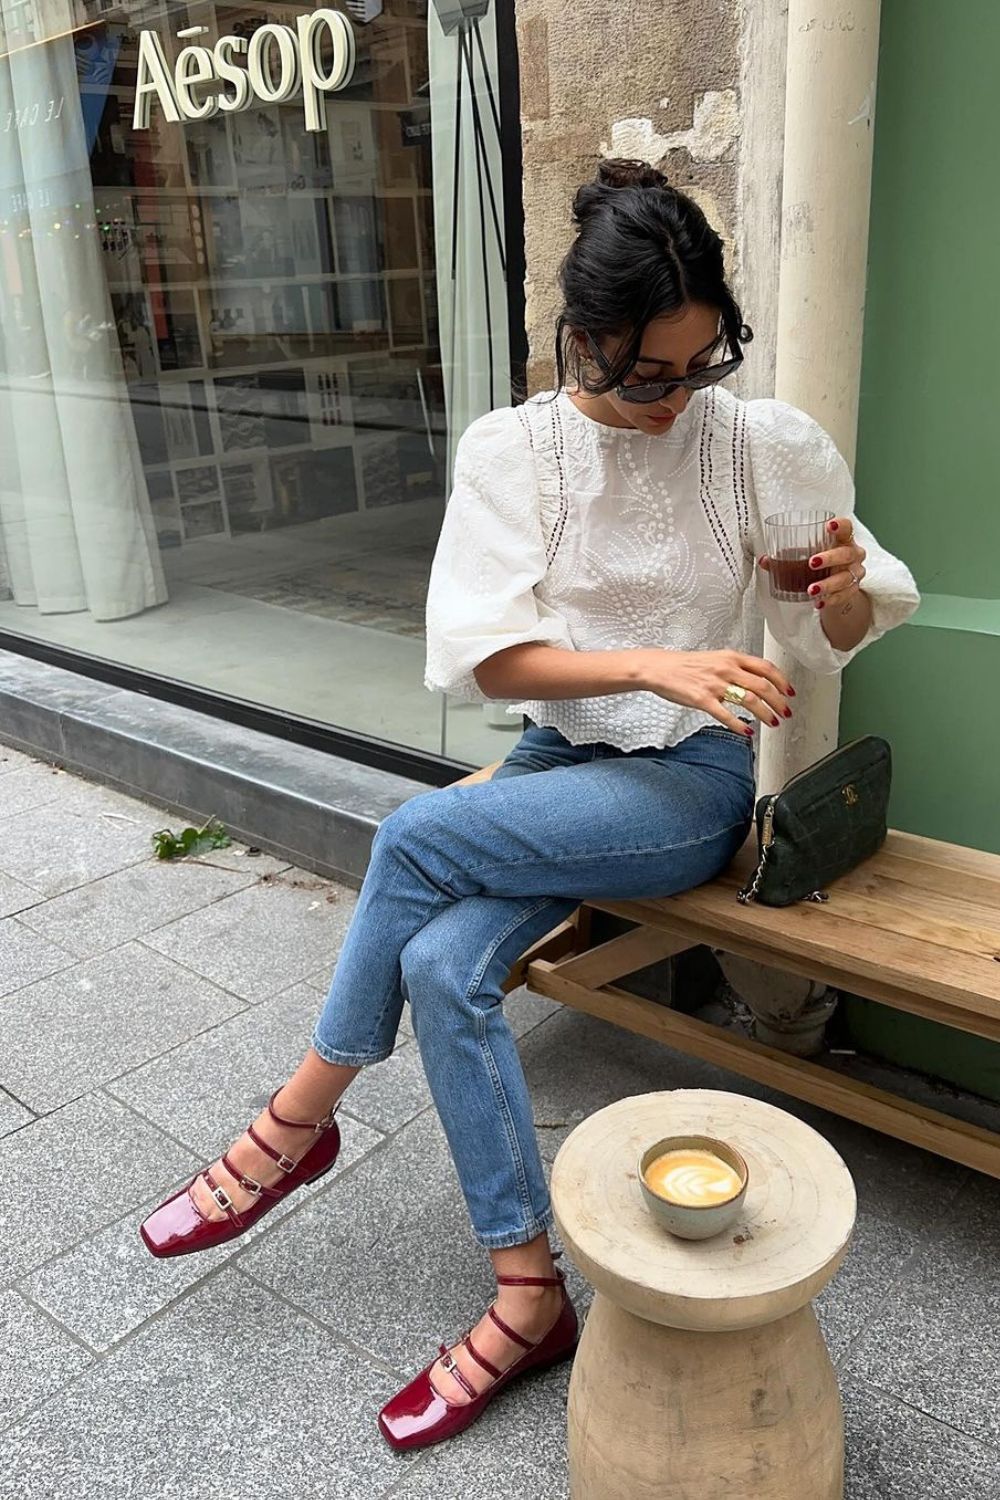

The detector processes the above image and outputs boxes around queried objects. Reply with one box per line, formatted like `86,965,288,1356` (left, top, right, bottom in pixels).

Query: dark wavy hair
555,159,752,394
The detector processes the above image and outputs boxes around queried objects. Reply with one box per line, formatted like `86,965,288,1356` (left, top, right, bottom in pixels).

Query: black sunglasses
585,333,743,405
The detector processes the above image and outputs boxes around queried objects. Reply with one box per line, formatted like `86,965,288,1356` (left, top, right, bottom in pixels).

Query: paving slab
113,982,347,1157
0,1091,33,1140
0,871,41,919
0,801,154,898
0,942,247,1113
0,745,38,776
0,1271,410,1500
799,1107,967,1365
0,1290,93,1431
0,918,72,1000
0,1092,197,1288
0,762,73,819
843,1173,1000,1449
25,1113,383,1352
142,875,357,1002
17,855,283,959
843,1378,1000,1500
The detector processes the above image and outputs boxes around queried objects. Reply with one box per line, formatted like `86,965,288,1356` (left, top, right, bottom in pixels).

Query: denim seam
475,1005,536,1236
464,815,752,878
465,896,556,1001
466,897,562,1237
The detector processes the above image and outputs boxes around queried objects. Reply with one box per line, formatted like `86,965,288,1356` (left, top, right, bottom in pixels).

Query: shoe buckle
237,1174,263,1197
276,1153,297,1174
210,1183,234,1212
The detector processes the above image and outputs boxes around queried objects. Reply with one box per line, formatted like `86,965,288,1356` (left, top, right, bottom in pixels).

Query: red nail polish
787,685,796,697
744,727,755,739
808,584,821,597
771,717,780,728
783,707,792,718
817,600,826,610
809,556,823,569
828,520,839,532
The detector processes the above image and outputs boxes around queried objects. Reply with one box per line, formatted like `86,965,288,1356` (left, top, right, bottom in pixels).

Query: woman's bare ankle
274,1054,359,1123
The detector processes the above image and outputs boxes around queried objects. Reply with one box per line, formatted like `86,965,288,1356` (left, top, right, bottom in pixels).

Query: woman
140,160,919,1449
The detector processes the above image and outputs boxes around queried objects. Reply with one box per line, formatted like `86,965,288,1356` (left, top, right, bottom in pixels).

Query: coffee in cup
637,1134,749,1240
643,1147,744,1207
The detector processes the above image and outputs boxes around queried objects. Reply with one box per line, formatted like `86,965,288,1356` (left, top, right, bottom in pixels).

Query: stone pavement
1,742,999,1500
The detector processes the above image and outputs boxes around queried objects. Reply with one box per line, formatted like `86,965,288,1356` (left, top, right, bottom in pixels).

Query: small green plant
152,817,232,861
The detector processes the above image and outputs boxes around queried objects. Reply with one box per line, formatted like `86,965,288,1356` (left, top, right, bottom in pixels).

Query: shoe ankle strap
266,1088,337,1134
496,1250,564,1289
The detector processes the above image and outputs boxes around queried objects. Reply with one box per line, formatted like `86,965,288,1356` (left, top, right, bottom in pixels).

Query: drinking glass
763,510,835,601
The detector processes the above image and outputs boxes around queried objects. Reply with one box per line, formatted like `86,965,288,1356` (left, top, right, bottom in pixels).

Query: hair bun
597,158,669,191
572,158,670,224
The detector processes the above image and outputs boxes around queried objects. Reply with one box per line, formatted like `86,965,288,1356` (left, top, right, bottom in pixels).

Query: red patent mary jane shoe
378,1257,578,1452
139,1089,340,1258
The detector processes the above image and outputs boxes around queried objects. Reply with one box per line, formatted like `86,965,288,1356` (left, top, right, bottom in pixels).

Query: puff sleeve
746,399,920,674
424,407,574,701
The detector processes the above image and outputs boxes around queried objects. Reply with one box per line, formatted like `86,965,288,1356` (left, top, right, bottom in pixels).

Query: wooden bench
460,763,1000,1178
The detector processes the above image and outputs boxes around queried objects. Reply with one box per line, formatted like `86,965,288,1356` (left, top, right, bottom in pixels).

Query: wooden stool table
551,1090,857,1500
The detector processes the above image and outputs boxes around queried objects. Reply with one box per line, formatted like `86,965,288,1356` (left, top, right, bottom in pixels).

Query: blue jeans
312,725,756,1250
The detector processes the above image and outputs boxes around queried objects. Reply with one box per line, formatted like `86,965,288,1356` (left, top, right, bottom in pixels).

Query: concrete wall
515,0,787,399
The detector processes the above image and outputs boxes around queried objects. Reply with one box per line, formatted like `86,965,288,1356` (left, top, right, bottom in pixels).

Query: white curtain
428,2,511,479
0,1,166,620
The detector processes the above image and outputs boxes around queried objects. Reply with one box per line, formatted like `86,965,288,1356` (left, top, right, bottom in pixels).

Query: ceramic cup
638,1134,749,1241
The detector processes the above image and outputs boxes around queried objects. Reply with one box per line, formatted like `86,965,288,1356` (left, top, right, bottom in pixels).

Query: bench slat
587,897,1000,1035
700,872,1000,964
881,829,1000,883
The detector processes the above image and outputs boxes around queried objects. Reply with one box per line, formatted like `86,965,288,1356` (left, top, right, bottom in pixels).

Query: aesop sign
133,10,356,133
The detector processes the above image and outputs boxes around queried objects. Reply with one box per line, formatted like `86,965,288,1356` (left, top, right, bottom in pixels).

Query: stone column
757,0,883,794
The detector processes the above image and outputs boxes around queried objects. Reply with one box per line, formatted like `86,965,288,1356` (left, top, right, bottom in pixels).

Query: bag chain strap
737,833,830,905
737,842,768,905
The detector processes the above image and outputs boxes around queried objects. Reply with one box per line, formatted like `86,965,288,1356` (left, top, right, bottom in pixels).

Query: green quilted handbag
738,736,892,906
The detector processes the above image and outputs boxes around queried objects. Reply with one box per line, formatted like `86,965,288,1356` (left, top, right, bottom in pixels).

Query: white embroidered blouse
424,387,920,752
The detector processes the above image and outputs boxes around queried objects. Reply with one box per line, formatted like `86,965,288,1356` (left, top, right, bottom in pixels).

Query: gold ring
723,684,747,706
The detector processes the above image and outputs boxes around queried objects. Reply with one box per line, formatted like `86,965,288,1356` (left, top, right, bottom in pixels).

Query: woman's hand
633,648,795,735
759,516,867,613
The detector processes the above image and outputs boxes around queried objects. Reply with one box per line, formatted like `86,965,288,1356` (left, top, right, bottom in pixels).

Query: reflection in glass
0,0,513,765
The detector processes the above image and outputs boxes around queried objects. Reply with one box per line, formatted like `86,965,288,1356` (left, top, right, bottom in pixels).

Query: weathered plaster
602,90,741,165
515,0,743,392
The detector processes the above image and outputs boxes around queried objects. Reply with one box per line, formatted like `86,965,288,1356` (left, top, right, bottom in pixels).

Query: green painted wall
852,0,1000,604
845,0,1000,851
840,0,1000,1094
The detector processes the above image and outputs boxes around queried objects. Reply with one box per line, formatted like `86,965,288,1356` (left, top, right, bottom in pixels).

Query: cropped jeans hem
309,1033,393,1068
474,1204,556,1251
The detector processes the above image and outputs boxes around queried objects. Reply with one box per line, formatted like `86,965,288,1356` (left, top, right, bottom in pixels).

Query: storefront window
0,0,516,765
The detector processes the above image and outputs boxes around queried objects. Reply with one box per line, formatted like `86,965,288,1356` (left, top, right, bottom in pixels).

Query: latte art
644,1148,743,1207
